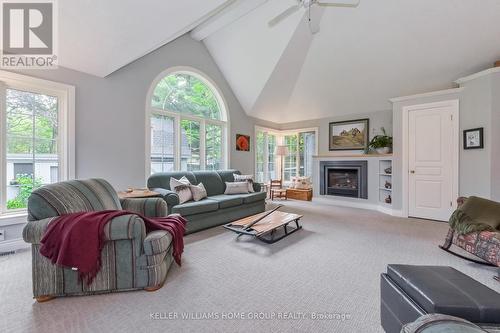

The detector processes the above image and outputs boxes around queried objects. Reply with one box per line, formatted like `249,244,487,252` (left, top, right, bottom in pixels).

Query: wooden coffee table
224,206,302,243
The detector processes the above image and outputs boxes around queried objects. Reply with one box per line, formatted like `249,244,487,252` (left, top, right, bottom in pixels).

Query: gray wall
490,75,500,200
392,71,500,211
2,35,258,246
15,35,255,190
273,110,393,155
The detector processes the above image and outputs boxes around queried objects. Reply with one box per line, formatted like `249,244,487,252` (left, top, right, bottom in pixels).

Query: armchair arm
120,197,167,217
23,217,56,244
457,197,467,207
23,214,147,245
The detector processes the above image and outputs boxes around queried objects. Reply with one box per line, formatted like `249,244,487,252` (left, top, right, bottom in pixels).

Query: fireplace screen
328,169,359,190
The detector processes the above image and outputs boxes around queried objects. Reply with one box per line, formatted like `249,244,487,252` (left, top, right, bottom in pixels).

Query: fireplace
320,161,368,199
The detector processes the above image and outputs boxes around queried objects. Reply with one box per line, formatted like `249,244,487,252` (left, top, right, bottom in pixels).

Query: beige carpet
1,200,499,333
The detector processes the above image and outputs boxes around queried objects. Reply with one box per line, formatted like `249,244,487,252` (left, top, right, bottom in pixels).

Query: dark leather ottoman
380,265,500,333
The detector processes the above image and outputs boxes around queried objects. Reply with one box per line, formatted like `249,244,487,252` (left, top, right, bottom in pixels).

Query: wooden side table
117,189,160,199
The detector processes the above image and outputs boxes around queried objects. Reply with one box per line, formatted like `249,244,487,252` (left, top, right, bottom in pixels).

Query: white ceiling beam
191,0,270,41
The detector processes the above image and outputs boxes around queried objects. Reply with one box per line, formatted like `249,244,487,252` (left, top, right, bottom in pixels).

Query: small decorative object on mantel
329,118,369,151
463,128,484,150
384,181,392,189
384,166,392,174
369,127,393,154
385,195,392,204
236,134,250,151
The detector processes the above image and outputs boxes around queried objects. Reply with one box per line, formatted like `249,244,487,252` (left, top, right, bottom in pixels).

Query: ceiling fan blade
268,4,302,27
315,0,360,7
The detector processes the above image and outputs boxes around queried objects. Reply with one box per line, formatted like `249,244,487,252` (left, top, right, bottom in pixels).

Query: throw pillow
224,181,250,195
233,174,255,193
292,176,312,190
190,183,208,202
170,176,193,204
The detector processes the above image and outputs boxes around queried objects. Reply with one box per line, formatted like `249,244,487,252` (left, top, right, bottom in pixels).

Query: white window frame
0,70,75,218
145,66,229,177
255,126,318,183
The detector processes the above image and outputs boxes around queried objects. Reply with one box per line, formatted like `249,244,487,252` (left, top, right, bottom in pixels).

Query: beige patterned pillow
190,183,207,201
170,176,192,204
233,174,255,193
224,182,249,194
292,176,312,190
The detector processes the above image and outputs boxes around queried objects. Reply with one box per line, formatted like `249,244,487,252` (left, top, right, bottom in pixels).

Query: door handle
410,170,415,174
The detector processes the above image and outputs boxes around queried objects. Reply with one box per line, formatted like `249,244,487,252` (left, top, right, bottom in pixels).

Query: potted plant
369,127,392,154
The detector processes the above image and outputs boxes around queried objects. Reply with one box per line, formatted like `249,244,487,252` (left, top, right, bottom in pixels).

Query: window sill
0,211,28,226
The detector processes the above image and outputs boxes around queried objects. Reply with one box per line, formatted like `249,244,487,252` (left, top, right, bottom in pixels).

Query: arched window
147,69,228,174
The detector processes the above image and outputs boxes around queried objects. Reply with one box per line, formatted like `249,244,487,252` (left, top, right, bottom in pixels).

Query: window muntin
255,127,316,184
205,124,222,171
5,88,59,211
148,70,227,173
151,73,221,120
150,114,175,174
284,135,298,182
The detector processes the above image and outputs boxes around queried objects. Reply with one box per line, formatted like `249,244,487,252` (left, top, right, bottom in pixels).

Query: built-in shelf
379,159,392,206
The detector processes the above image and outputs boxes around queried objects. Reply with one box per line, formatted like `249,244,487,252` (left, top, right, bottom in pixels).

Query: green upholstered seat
23,178,174,299
209,194,244,209
148,170,266,234
172,198,219,216
238,192,267,204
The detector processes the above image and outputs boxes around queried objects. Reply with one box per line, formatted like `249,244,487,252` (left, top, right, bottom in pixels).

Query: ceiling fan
268,0,360,34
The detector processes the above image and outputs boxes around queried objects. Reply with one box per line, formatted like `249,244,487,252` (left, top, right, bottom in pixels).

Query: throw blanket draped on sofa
39,211,186,285
449,196,500,235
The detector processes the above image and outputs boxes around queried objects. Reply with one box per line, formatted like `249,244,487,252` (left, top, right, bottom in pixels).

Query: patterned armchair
23,178,174,302
440,197,500,278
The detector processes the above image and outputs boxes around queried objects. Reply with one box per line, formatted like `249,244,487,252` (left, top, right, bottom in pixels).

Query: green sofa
148,170,266,234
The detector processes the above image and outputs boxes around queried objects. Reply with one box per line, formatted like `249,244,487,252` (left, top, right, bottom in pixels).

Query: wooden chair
269,179,287,201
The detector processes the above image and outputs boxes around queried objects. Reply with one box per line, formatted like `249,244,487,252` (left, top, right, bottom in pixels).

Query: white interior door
408,103,457,221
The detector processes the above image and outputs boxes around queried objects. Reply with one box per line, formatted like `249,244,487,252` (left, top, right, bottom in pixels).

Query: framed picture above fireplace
329,118,369,151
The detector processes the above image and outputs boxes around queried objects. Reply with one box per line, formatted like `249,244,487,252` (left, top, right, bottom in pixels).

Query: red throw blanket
39,210,187,285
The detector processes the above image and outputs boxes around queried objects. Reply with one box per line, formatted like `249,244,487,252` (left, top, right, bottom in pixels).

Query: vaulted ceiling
59,0,500,123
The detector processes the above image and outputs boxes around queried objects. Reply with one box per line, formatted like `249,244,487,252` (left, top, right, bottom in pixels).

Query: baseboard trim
315,196,403,217
0,238,29,253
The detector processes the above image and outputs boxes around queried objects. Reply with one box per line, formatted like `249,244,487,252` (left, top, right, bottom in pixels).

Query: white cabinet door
408,105,456,221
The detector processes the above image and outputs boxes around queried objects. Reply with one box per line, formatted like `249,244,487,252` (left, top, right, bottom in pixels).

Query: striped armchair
23,178,174,302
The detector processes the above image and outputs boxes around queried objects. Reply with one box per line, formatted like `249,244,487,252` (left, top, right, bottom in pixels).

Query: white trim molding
455,66,500,85
401,99,460,219
0,238,29,253
144,66,230,179
0,70,75,218
389,88,463,103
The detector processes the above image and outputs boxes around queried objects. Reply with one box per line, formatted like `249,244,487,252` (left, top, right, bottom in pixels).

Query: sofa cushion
238,191,267,204
217,169,240,184
192,171,225,196
209,194,244,209
172,198,219,216
148,172,196,191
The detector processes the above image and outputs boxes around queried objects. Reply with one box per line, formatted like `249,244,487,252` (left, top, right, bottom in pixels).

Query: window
284,135,298,182
255,127,316,184
0,71,75,215
148,70,227,174
255,129,279,183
